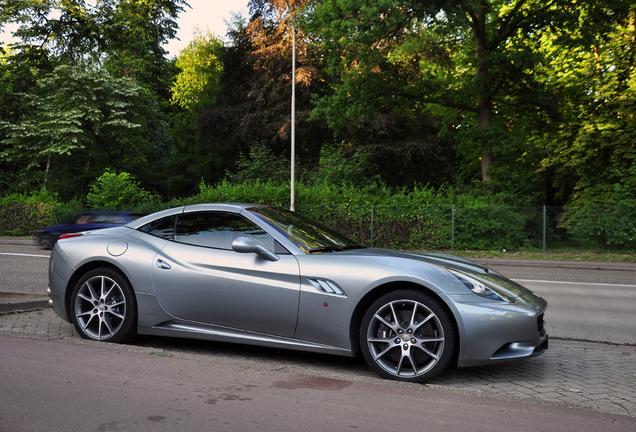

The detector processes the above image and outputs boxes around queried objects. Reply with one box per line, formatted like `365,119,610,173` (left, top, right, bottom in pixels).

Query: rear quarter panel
52,228,169,321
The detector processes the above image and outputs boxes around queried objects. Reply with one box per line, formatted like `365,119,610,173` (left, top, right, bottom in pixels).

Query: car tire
39,235,54,250
360,289,456,382
70,267,137,343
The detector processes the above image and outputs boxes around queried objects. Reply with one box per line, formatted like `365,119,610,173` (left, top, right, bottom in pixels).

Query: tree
534,8,636,207
304,0,631,186
2,0,188,95
166,28,225,196
171,27,224,116
0,63,148,194
99,0,189,98
2,0,101,63
0,43,56,193
195,0,330,188
0,0,187,198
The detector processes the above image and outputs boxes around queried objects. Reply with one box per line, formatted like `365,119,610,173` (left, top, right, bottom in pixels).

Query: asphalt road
0,241,49,295
476,258,636,286
2,335,635,432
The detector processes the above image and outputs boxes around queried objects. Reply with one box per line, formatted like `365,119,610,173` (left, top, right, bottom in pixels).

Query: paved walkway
1,307,634,419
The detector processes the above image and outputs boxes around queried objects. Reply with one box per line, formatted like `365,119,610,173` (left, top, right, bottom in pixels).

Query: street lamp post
286,0,296,211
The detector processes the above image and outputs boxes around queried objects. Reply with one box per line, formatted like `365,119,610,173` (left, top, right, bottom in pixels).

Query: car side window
175,212,276,250
139,216,175,240
90,213,125,224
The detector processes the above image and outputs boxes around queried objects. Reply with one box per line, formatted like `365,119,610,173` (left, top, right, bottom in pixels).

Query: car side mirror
232,237,280,262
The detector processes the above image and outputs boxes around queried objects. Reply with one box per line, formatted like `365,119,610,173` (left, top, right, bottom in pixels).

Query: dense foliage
1,0,635,250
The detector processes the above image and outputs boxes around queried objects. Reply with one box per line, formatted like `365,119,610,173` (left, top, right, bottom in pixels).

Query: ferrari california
47,203,548,382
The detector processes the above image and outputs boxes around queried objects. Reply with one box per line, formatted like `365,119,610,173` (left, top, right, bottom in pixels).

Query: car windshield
247,206,364,254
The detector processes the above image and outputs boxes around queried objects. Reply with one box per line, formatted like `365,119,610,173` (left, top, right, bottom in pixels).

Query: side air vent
307,278,346,296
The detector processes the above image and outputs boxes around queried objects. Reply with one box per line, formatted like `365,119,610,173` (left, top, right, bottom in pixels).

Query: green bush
560,203,636,250
0,192,58,236
86,170,158,210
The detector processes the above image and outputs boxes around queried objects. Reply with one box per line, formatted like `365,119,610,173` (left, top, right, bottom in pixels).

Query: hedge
2,182,633,252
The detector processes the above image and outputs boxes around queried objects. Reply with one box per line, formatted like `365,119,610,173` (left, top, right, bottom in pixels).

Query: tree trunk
474,7,494,182
42,153,51,191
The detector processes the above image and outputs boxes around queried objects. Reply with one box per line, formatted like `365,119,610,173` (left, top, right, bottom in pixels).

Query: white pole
286,0,296,212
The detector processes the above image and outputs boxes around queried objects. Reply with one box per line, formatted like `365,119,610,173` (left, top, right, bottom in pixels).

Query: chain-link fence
297,205,636,253
0,202,56,237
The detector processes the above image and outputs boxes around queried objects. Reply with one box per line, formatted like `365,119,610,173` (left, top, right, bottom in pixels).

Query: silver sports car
48,203,548,382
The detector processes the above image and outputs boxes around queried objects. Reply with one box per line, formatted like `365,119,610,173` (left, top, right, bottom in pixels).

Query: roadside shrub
560,203,636,250
0,192,58,236
86,170,158,210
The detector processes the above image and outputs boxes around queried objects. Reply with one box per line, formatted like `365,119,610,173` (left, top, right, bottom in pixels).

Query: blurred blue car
36,211,144,249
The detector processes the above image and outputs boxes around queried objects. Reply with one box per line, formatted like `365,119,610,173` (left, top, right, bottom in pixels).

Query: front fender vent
307,278,346,297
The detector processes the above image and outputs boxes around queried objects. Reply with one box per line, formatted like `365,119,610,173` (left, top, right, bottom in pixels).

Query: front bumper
447,293,549,368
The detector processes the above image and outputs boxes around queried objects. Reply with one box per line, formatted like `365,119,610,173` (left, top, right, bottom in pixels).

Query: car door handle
156,259,171,270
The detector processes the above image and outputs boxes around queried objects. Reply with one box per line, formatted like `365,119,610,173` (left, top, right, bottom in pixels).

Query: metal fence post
370,205,374,248
543,205,546,254
451,205,455,252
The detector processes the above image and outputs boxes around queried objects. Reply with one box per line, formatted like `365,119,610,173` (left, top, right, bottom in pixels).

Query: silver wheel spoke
413,342,441,361
101,314,115,337
396,352,407,375
370,338,400,360
109,299,125,309
397,350,418,376
87,280,100,302
408,302,418,328
373,313,394,330
103,283,115,300
79,311,97,329
106,309,125,321
77,292,95,304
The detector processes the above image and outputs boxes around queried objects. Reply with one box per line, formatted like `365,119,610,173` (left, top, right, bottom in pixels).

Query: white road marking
514,279,636,288
0,253,50,258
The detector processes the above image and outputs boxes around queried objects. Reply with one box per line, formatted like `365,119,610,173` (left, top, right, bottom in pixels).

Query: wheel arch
348,281,460,362
64,261,134,323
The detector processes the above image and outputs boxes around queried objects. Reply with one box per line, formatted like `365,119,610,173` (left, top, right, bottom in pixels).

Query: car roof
80,210,143,216
125,203,265,229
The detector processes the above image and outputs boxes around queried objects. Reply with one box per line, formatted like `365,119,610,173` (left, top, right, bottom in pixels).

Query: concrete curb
0,293,49,314
472,257,636,272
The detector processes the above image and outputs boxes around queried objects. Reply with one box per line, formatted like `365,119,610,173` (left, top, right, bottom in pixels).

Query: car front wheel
71,268,137,343
360,290,456,382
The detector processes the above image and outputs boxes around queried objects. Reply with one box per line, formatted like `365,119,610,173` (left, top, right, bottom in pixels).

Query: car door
151,211,301,338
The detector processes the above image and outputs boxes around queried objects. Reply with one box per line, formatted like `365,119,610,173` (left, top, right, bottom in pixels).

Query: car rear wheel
38,235,54,250
71,268,137,343
360,290,456,382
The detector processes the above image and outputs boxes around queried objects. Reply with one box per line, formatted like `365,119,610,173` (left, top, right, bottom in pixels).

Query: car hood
340,248,491,273
339,248,537,300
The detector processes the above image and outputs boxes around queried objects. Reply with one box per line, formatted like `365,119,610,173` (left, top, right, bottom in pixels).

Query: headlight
448,269,512,302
